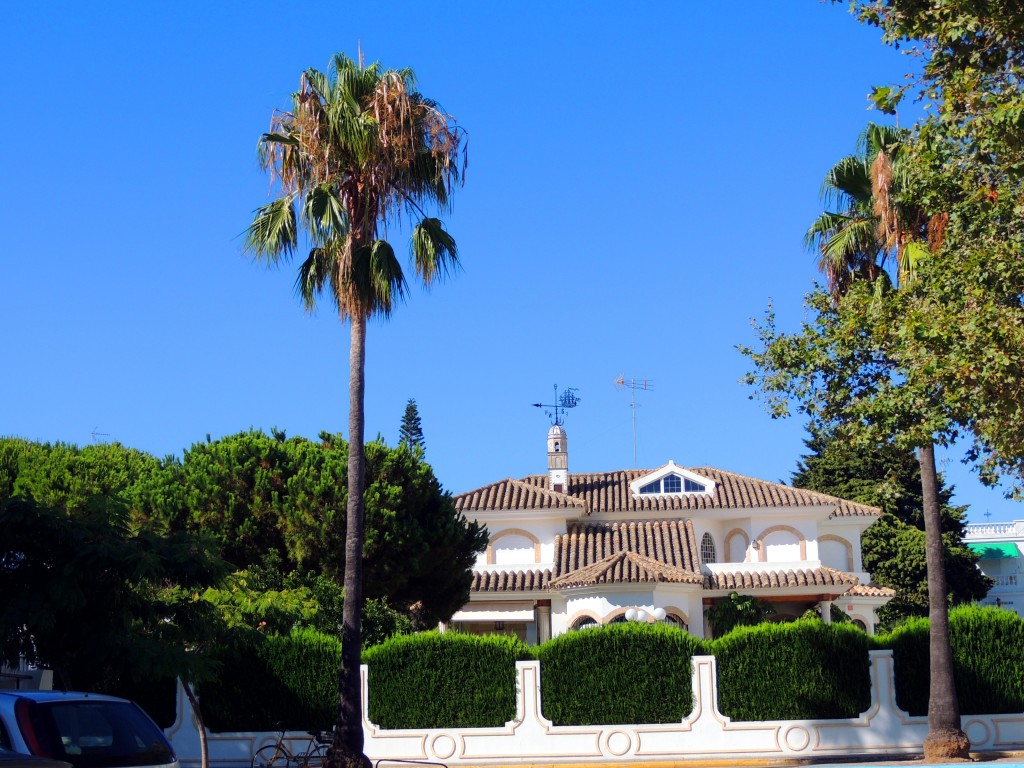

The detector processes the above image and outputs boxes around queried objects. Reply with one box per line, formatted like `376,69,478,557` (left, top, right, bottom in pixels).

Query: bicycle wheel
300,744,327,768
253,744,288,768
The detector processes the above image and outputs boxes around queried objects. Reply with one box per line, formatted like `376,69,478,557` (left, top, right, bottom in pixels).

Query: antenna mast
614,376,652,468
532,384,580,426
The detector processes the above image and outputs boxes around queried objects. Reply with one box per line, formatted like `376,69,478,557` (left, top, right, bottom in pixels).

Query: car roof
0,691,131,704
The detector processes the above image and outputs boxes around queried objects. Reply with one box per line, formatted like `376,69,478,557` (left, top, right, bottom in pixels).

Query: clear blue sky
2,2,1019,523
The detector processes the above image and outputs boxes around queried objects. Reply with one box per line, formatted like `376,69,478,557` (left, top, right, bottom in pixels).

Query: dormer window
638,473,706,495
629,461,714,498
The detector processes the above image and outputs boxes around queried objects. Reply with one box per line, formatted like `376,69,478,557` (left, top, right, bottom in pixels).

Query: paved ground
416,756,1024,768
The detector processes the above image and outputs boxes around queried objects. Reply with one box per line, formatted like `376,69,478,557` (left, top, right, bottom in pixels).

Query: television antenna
532,384,580,426
91,427,110,443
614,376,652,468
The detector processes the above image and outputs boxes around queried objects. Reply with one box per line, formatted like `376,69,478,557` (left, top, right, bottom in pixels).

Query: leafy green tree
156,430,485,626
244,53,466,767
821,3,1024,758
399,398,425,452
201,552,412,647
0,495,227,692
705,592,776,637
792,427,991,626
0,437,162,518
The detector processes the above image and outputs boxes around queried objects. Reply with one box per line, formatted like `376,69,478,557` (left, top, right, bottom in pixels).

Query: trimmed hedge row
537,622,701,725
880,604,1024,716
709,619,872,720
363,631,532,728
178,607,1024,731
201,628,341,732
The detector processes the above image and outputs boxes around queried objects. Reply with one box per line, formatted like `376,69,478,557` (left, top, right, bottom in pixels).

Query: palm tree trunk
919,442,970,760
331,310,370,768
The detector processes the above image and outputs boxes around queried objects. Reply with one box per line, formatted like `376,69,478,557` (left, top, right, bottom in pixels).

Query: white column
535,601,552,643
819,600,832,624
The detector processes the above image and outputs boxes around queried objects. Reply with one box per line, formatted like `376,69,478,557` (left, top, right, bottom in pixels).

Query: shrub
363,631,533,729
881,604,1024,715
201,628,341,732
536,622,703,725
711,619,872,720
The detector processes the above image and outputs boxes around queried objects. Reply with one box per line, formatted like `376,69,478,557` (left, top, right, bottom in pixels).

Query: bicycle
251,728,330,768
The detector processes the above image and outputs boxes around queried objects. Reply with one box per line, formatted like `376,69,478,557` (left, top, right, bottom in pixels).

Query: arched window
664,613,688,631
701,533,717,564
571,616,598,630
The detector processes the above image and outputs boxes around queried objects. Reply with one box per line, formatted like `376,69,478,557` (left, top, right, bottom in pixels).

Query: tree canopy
155,429,486,626
0,485,227,693
792,427,991,626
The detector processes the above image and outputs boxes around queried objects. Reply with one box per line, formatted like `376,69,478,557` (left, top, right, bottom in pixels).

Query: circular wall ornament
430,734,457,760
965,719,991,747
783,725,811,751
605,730,632,756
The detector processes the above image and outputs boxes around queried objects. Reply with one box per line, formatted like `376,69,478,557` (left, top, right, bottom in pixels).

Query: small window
554,441,561,452
663,474,682,493
701,533,717,564
639,479,661,494
684,478,706,492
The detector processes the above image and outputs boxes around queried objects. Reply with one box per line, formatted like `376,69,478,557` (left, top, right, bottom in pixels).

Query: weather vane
532,384,580,426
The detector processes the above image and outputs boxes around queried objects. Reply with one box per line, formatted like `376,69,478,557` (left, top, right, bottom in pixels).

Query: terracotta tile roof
549,551,704,588
454,477,588,513
845,583,897,598
551,519,702,588
471,569,552,593
704,565,858,591
453,467,879,518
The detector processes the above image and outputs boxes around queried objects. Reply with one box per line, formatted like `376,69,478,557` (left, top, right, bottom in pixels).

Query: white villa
964,519,1024,616
449,423,894,641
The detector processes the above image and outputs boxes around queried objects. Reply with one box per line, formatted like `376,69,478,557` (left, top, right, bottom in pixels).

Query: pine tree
791,426,991,629
399,399,425,452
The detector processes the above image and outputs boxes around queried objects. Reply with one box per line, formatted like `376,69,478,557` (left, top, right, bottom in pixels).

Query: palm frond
411,218,459,285
296,245,340,312
821,155,873,207
302,184,349,244
244,195,298,263
349,240,407,317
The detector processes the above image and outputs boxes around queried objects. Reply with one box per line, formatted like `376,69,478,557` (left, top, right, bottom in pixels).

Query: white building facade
964,519,1024,616
450,425,893,640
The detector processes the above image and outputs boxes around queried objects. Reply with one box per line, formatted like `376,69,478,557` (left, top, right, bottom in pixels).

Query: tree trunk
329,310,371,768
919,442,970,761
181,681,209,768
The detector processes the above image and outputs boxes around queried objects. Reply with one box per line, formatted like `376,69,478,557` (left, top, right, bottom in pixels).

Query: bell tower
532,385,579,495
547,424,568,493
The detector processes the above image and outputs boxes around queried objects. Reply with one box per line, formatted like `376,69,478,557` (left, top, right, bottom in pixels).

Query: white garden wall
166,651,1024,766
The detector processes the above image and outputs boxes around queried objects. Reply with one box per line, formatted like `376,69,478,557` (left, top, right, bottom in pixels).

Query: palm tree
810,124,969,760
806,123,912,298
245,53,465,768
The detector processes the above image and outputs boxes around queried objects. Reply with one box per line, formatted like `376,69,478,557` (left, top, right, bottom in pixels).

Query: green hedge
710,619,872,720
201,628,341,732
192,607,1024,732
881,604,1024,716
363,631,533,729
536,622,702,725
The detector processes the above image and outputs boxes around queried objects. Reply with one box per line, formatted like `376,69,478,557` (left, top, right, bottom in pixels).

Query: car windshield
28,701,172,768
